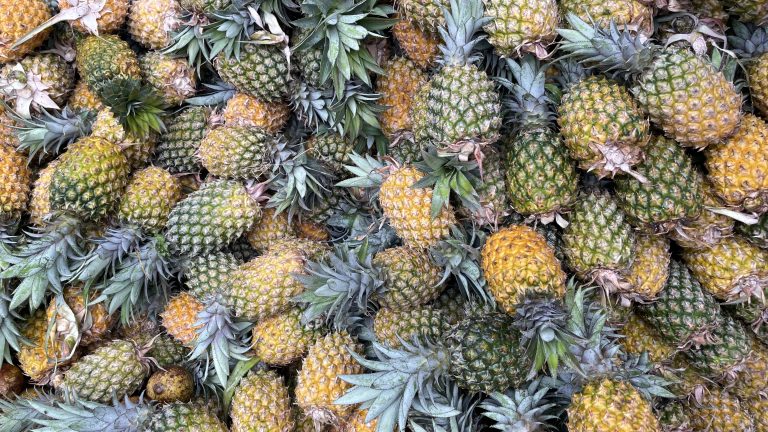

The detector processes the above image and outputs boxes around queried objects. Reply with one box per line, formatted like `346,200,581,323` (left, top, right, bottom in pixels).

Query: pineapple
197,125,275,179
372,306,447,347
28,159,59,226
483,0,558,58
140,52,196,106
18,309,73,382
231,369,294,432
705,114,768,213
75,35,141,93
56,0,129,34
146,335,188,369
669,173,736,250
682,236,768,303
731,22,768,118
295,220,330,242
181,250,242,299
0,53,75,117
684,314,752,380
60,339,150,403
147,402,228,431
250,307,319,366
305,132,355,174
117,166,183,233
562,191,636,297
222,92,290,134
373,246,444,309
558,14,742,149
291,29,324,88
732,343,768,400
568,379,661,432
90,108,157,170
620,313,675,363
165,180,259,256
377,57,429,140
638,260,723,349
614,136,701,233
625,234,670,302
469,146,509,225
155,106,209,174
391,18,439,69
0,0,51,62
215,43,289,102
0,144,30,221
342,409,378,432
146,365,194,403
481,225,566,314
682,390,754,432
747,397,768,431
49,136,131,221
557,75,650,178
559,0,653,34
245,207,296,253
161,292,204,346
69,80,105,112
47,285,113,347
295,331,364,427
128,0,181,49
398,0,447,33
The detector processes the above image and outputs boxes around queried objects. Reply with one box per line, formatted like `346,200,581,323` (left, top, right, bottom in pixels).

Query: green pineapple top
729,21,768,59
499,55,555,130
436,0,490,68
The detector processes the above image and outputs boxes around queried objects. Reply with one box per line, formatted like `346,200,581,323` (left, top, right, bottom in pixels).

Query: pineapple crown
729,21,768,59
480,380,559,432
436,0,490,68
97,79,167,139
206,2,290,60
10,107,95,163
413,145,483,218
188,294,251,388
0,288,22,366
498,55,556,129
70,226,144,287
409,381,483,432
325,199,399,253
292,0,396,98
557,14,655,82
429,224,490,303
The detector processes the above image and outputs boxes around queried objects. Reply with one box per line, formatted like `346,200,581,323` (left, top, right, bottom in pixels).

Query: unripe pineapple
296,331,364,426
379,166,455,248
568,379,661,432
373,246,444,309
75,35,141,93
668,173,735,250
620,313,675,363
140,52,196,106
147,402,228,432
682,391,754,432
128,0,181,49
431,285,467,325
0,144,30,221
165,180,259,256
251,307,319,366
178,0,230,12
161,292,204,346
469,146,509,225
483,0,558,58
215,44,289,101
377,57,428,139
562,191,636,295
684,314,751,379
0,0,51,62
373,306,447,347
69,80,105,112
481,225,566,314
245,207,295,253
182,250,241,298
49,136,130,221
392,19,439,69
90,108,158,170
343,409,378,432
155,106,209,174
398,0,447,33
148,335,188,368
231,369,294,432
60,339,149,403
706,114,768,213
625,234,670,301
291,29,324,88
29,159,59,226
222,93,290,133
557,76,649,177
198,125,275,179
146,365,194,403
118,167,183,233
638,260,723,349
305,132,355,174
559,0,653,34
682,236,768,303
58,0,129,34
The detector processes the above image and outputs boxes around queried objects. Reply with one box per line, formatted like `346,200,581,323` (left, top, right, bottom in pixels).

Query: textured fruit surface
245,207,295,253
377,57,428,138
392,19,439,69
140,52,196,106
222,93,290,133
398,0,447,32
59,0,128,34
251,307,318,366
373,246,443,309
231,369,294,432
0,144,30,220
620,313,675,363
147,402,228,432
748,56,768,117
483,0,558,57
69,80,105,112
62,340,148,403
4,53,75,107
379,167,455,248
625,234,670,300
216,44,289,101
684,314,751,378
128,0,179,49
306,133,355,173
161,292,204,346
76,35,141,92
683,391,754,432
198,125,273,179
29,159,58,225
373,306,447,347
155,107,208,174
481,225,566,314
559,0,653,33
183,250,241,298
0,0,51,62
0,364,24,395
118,167,183,232
147,366,194,403
568,379,661,432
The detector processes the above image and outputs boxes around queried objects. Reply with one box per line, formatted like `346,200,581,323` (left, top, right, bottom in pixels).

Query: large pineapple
568,378,661,432
558,14,742,149
0,144,30,221
231,369,294,432
705,114,768,213
197,125,275,179
251,307,319,366
483,0,558,58
372,245,444,309
117,167,183,233
481,225,566,314
75,35,141,93
155,106,209,174
0,0,51,62
372,306,448,347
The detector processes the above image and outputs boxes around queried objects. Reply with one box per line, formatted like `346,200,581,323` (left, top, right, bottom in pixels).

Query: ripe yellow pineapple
620,313,675,363
683,390,755,432
483,0,558,58
0,0,51,62
343,409,378,432
58,0,129,34
128,0,181,49
245,207,296,253
250,307,319,366
559,0,653,34
231,369,294,432
18,309,74,382
161,292,205,346
568,379,661,432
625,234,671,302
296,331,364,427
28,159,59,226
392,18,439,69
481,225,566,314
222,93,290,134
377,57,428,139
68,80,105,112
295,220,330,242
0,143,30,221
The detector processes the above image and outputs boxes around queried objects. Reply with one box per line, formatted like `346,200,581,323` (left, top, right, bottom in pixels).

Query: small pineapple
250,307,319,366
47,286,113,347
222,92,290,134
146,365,194,403
161,292,204,346
215,43,289,102
56,0,129,34
117,167,183,233
231,369,294,432
75,35,141,93
0,53,75,117
398,0,447,33
305,132,355,174
625,234,670,302
391,18,439,69
669,173,736,250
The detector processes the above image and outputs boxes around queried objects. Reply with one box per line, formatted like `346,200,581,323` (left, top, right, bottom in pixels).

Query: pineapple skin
377,57,428,139
222,93,290,134
49,137,130,221
198,125,273,179
557,76,649,177
0,0,52,62
231,370,294,432
373,306,447,347
568,379,661,432
215,44,289,102
706,114,768,212
626,234,670,301
620,313,675,363
118,166,183,233
156,107,209,174
306,133,355,174
61,340,148,403
140,52,196,106
59,0,128,34
245,207,295,253
147,402,228,432
75,35,141,93
29,159,59,225
481,225,566,314
342,409,378,432
165,180,258,257
183,250,242,299
47,286,113,347
683,391,754,432
8,53,76,107
559,0,653,34
633,48,742,149
379,167,455,248
373,246,444,309
684,314,751,379
295,331,364,425
0,144,30,220
161,292,204,346
251,307,319,366
398,0,447,33
128,0,180,49
669,173,735,250
392,19,439,69
724,0,768,24
747,56,768,118
69,80,105,112
482,0,558,57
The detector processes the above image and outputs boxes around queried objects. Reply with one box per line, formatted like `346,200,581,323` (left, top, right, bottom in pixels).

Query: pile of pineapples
2,0,768,430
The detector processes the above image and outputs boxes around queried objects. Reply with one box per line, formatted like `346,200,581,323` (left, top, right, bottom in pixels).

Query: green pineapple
147,402,228,431
372,306,448,348
372,246,444,310
197,125,276,179
216,43,289,102
155,106,209,174
75,35,142,94
117,166,183,233
182,250,242,299
306,132,355,174
684,314,752,380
